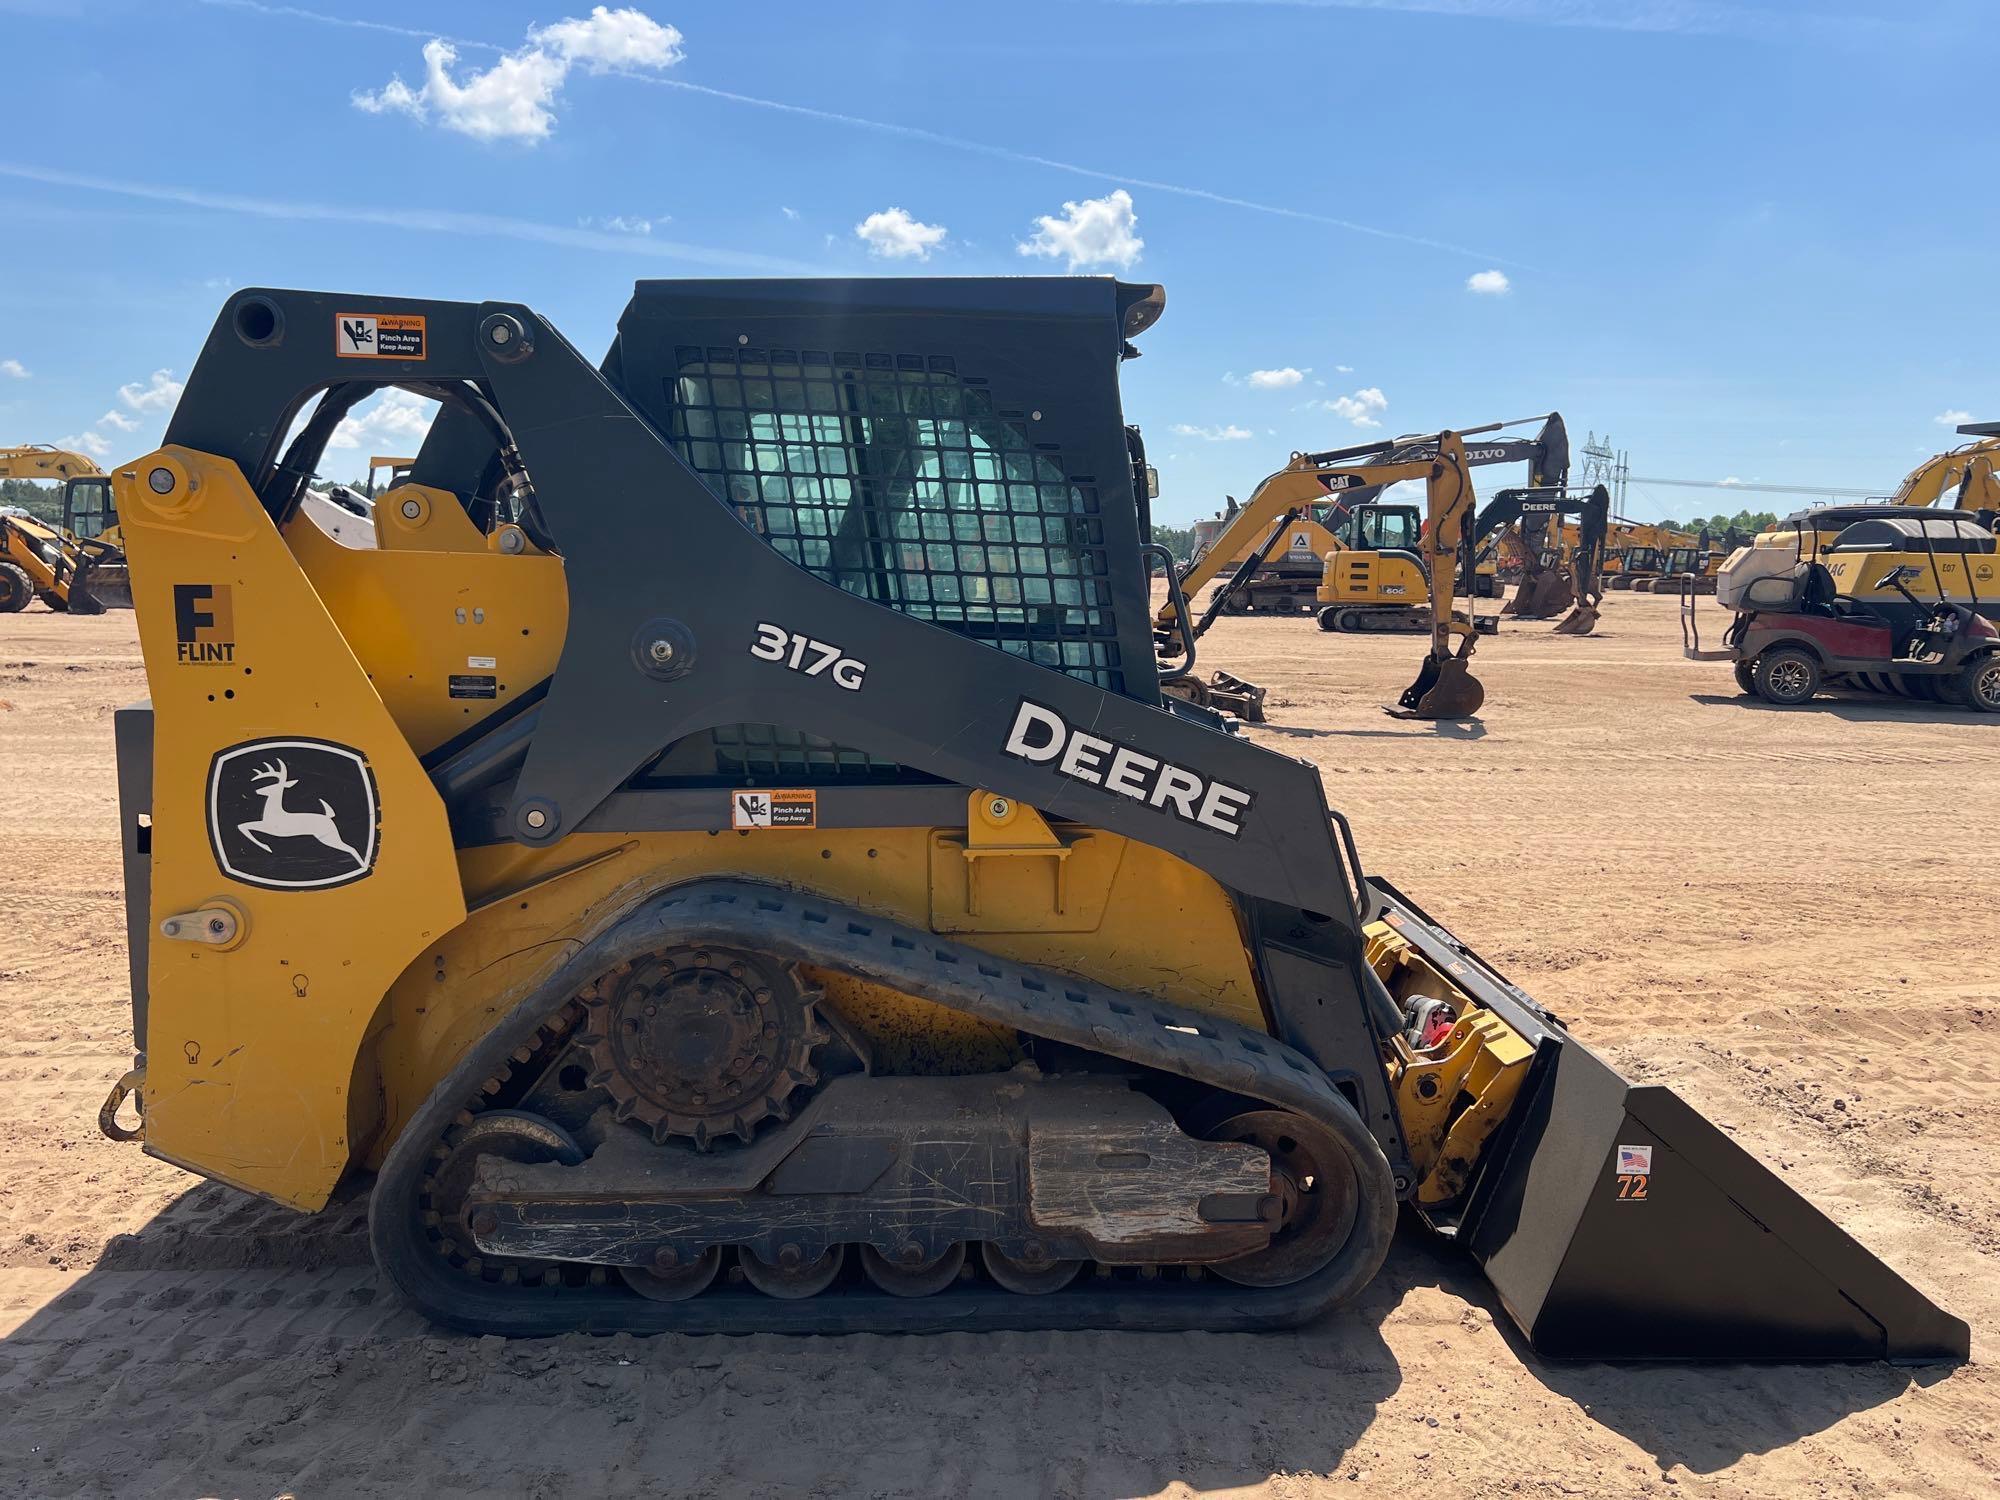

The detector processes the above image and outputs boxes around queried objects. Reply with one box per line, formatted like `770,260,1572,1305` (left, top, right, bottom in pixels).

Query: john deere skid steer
99,280,1964,1358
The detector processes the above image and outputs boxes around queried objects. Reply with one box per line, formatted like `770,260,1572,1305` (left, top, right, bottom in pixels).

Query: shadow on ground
0,1193,1937,1495
1690,692,1996,723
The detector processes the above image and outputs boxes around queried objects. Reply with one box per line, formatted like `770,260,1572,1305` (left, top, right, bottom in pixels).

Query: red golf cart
1684,551,2000,712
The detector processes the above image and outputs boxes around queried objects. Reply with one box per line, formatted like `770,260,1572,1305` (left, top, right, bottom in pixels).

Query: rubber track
370,880,1399,1336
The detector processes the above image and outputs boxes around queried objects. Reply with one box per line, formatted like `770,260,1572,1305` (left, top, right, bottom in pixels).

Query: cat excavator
0,445,132,612
1166,414,1568,621
93,279,1963,1361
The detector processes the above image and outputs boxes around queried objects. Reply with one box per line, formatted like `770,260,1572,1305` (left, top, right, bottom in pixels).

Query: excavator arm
0,445,106,482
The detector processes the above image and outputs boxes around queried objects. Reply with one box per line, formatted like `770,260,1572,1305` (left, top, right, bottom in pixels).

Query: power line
1625,475,1887,499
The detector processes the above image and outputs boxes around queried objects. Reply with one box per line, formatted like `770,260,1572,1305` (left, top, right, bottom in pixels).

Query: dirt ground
0,593,1993,1499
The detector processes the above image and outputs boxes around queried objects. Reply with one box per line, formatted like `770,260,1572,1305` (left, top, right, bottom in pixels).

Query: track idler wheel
1205,1110,1363,1288
1390,644,1485,719
861,1241,966,1297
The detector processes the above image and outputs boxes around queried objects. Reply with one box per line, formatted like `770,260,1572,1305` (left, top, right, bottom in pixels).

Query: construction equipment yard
1,593,1990,1500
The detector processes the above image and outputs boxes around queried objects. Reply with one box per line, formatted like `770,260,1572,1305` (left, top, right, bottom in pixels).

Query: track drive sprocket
578,945,829,1149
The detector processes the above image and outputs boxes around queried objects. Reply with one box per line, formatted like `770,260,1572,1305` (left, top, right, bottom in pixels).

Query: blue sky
1,0,1992,524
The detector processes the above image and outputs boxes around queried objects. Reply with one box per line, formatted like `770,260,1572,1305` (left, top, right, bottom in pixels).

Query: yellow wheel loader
95,281,1965,1358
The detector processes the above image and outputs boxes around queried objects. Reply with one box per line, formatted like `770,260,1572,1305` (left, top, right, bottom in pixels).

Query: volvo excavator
0,445,132,612
93,280,1963,1360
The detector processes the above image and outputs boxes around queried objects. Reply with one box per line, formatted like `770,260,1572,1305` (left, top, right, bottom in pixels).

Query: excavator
1169,414,1568,618
93,279,1962,1360
0,445,132,612
1161,425,1513,716
1605,522,1700,592
1472,485,1609,632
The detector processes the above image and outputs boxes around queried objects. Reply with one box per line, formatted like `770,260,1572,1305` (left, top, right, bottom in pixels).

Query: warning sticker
335,312,427,360
448,673,497,700
731,789,816,829
467,655,497,670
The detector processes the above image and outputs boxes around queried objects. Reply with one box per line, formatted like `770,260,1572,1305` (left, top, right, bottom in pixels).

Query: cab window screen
665,348,1124,690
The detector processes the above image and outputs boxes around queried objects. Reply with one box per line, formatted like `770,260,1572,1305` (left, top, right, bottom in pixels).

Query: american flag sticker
1617,1144,1654,1176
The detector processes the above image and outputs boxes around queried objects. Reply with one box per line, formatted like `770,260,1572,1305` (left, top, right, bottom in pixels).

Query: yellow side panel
119,447,467,1210
284,500,566,756
1320,553,1424,606
363,827,1265,1165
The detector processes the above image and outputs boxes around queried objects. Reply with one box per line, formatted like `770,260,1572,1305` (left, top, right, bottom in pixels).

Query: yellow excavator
92,280,1963,1361
0,445,132,612
1162,424,1533,717
1171,415,1568,617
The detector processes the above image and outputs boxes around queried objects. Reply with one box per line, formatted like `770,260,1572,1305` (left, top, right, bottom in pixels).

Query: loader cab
603,276,1167,703
63,476,116,541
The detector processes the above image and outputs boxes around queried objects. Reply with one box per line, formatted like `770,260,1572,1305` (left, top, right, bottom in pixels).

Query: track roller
861,1242,967,1297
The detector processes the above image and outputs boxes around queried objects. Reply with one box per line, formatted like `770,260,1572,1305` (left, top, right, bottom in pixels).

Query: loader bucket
1376,883,1970,1363
1551,601,1598,635
73,561,132,612
1389,649,1484,719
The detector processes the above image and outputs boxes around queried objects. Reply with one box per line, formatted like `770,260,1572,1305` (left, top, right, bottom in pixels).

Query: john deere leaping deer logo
207,738,380,890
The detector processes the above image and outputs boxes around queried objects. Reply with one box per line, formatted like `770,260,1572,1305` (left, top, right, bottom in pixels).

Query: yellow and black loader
98,280,1964,1358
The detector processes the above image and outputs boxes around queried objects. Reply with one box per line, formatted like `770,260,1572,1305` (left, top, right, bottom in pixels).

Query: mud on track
0,595,1992,1498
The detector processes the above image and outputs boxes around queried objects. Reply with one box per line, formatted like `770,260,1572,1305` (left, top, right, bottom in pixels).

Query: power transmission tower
1577,432,1628,511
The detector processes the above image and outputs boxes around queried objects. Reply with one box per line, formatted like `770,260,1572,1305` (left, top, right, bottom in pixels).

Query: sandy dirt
0,594,1994,1499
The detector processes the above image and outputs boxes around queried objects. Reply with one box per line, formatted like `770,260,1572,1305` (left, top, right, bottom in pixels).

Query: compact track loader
98,281,1965,1358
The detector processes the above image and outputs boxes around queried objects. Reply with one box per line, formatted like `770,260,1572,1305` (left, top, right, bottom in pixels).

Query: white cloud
579,213,660,235
119,369,184,413
1171,423,1254,442
1466,269,1511,296
855,206,948,261
0,359,26,379
1018,188,1143,271
98,409,138,432
1334,364,1353,373
354,6,685,143
328,388,442,452
1323,387,1388,428
781,205,800,220
1935,408,1972,426
57,431,111,459
1717,476,1745,487
1247,367,1307,390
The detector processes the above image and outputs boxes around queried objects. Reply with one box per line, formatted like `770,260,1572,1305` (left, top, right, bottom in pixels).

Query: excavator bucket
1381,885,1969,1361
1507,571,1573,620
1388,646,1485,719
1552,600,1600,636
